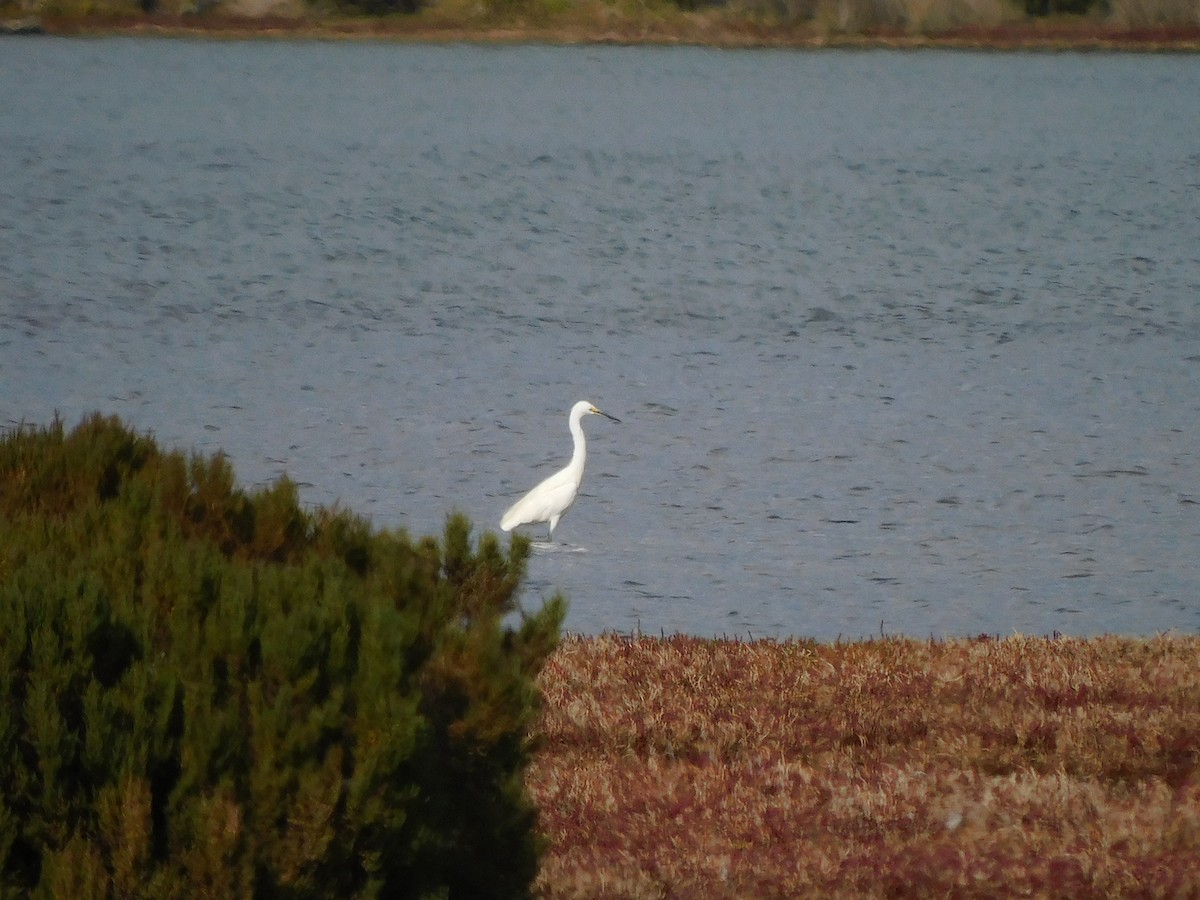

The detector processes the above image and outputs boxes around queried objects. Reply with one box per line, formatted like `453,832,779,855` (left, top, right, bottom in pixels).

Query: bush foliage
0,413,564,898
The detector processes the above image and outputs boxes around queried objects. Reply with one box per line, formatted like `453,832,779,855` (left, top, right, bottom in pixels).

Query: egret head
578,401,620,424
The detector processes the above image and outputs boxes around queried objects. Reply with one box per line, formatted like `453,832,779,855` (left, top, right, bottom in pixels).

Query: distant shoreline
20,12,1200,51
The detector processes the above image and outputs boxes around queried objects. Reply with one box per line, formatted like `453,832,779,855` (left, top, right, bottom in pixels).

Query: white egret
500,400,620,541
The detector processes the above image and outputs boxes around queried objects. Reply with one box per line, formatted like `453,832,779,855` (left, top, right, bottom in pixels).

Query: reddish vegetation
529,634,1200,897
33,13,1200,49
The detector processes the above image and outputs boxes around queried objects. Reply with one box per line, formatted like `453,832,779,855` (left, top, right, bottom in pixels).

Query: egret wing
500,466,578,531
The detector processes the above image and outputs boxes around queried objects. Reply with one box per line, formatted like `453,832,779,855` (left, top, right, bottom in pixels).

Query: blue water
3,39,1199,639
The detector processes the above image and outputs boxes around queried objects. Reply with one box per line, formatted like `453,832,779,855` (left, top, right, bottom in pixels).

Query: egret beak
593,408,621,424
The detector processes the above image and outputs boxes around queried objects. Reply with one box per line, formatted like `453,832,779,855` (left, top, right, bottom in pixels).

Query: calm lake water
2,39,1198,639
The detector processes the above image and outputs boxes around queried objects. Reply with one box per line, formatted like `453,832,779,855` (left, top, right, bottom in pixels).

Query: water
2,40,1198,639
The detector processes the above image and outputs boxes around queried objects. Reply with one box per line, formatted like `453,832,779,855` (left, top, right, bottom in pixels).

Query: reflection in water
2,41,1199,639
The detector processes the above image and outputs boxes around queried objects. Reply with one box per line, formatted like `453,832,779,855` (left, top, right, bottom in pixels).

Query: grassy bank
529,633,1200,897
11,0,1200,48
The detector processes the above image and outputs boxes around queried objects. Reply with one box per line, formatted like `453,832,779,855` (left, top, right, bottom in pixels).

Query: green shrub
0,413,564,899
1022,0,1102,15
327,0,426,16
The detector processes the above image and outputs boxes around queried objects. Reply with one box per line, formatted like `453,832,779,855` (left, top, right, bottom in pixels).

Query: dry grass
529,633,1200,897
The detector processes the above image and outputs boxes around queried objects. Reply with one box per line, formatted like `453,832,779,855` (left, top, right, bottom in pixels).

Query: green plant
327,0,426,16
1022,0,1102,15
0,413,563,898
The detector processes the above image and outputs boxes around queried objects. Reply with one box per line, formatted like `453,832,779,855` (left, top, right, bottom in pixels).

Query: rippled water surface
3,40,1199,639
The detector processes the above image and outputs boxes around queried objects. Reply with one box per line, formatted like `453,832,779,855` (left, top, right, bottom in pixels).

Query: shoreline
16,12,1200,50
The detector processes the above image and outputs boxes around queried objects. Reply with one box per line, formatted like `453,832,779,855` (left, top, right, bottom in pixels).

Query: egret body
500,400,619,541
